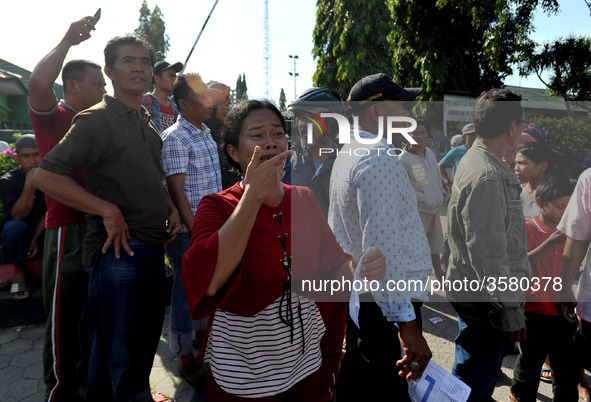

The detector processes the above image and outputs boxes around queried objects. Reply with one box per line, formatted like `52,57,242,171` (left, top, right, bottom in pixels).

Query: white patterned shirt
161,117,222,231
328,130,432,322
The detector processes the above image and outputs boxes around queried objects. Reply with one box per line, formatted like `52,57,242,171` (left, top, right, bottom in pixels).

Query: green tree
236,73,248,102
520,36,591,118
312,0,392,98
135,0,170,61
313,0,560,100
279,88,287,111
389,0,560,100
533,117,591,178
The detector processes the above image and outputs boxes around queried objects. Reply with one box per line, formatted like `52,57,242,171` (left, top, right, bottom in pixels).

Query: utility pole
182,0,219,73
288,54,299,98
263,0,270,99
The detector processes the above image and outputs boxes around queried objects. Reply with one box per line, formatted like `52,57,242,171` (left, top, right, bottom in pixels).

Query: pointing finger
249,146,262,168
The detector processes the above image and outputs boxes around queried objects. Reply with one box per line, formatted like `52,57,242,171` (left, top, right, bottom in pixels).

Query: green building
0,58,63,137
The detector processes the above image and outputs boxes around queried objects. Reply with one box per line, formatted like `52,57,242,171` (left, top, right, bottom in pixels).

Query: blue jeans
85,238,166,402
452,311,505,402
0,220,32,261
166,232,207,356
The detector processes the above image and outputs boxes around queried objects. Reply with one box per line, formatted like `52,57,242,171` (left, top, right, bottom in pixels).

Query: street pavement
0,307,204,401
0,204,563,401
0,294,558,401
421,290,554,402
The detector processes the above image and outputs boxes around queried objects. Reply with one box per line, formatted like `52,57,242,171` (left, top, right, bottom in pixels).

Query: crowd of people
3,13,590,402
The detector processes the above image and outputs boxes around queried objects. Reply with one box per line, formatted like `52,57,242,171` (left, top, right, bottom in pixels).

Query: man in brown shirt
32,35,181,401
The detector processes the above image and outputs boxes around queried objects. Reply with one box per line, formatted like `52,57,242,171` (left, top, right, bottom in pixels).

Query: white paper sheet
407,361,471,402
348,248,371,328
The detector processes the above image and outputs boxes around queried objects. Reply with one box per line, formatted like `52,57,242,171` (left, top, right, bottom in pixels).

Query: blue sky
505,0,591,87
3,0,590,102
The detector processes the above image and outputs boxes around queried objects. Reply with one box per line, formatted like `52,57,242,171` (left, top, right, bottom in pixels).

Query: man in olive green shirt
446,88,530,401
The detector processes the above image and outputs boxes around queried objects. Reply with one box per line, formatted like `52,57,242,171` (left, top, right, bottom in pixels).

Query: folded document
408,361,471,402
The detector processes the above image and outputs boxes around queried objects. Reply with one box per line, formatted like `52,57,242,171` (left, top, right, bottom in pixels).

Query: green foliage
134,0,170,61
532,117,591,178
520,36,591,118
388,0,559,100
312,0,393,99
0,149,18,178
0,133,20,178
0,134,21,222
313,0,560,100
236,73,248,102
279,88,287,112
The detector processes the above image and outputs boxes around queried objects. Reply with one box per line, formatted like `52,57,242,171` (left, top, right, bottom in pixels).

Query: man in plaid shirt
161,73,222,384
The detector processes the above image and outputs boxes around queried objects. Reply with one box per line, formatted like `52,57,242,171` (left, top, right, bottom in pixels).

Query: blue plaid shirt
161,117,222,231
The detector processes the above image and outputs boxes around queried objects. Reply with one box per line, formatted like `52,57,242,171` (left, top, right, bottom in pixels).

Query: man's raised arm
28,16,97,112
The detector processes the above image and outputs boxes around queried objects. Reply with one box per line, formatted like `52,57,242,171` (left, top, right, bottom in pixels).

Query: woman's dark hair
535,175,574,207
222,100,286,172
516,141,566,179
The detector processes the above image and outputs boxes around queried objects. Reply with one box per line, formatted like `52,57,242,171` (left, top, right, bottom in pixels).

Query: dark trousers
511,311,578,402
336,294,422,402
43,224,88,402
0,219,33,261
316,302,347,402
85,238,166,402
575,318,591,372
452,304,506,402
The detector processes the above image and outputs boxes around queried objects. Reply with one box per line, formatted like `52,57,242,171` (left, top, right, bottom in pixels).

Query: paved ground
0,204,569,401
422,290,554,402
1,296,559,402
0,308,204,401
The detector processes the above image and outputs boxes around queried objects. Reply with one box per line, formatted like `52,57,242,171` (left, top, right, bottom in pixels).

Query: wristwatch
443,179,450,184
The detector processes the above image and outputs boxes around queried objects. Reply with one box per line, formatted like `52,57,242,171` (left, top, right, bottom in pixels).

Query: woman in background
514,141,565,220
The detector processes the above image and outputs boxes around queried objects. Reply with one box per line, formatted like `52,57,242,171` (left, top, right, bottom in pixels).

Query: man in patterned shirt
328,73,433,401
161,73,222,385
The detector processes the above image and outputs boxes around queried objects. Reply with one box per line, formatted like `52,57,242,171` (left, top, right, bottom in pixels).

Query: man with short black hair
32,34,181,401
161,73,220,385
329,73,432,401
28,15,106,401
143,60,183,133
446,88,530,400
0,135,46,301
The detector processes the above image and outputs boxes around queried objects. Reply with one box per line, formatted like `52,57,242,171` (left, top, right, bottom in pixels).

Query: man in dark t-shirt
28,15,106,400
0,135,46,300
